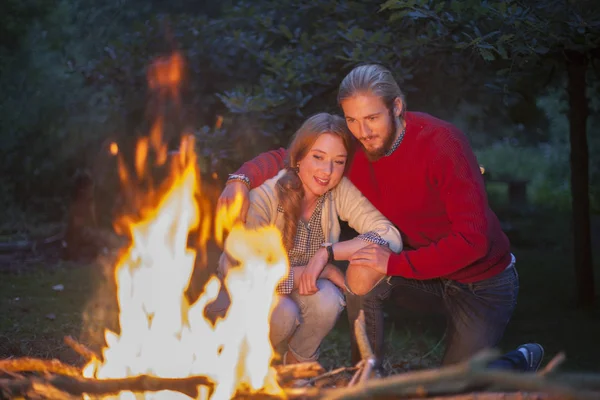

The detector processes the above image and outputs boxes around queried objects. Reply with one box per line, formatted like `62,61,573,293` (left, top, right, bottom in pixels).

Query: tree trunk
565,51,595,307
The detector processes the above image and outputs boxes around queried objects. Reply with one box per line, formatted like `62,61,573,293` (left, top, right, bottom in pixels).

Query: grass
0,261,98,364
0,204,599,376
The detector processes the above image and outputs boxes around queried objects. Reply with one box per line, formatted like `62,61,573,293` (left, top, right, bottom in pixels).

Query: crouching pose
207,112,402,365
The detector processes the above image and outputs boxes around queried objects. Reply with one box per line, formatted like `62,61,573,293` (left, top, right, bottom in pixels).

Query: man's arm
232,147,287,189
218,148,287,222
387,129,494,280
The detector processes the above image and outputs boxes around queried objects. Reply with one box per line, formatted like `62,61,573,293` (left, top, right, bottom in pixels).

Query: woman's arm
299,178,402,295
334,177,403,253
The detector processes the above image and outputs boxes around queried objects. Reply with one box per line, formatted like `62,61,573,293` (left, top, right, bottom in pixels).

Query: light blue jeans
206,278,345,362
270,279,345,362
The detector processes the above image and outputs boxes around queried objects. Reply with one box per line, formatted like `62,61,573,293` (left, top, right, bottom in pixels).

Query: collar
384,123,406,157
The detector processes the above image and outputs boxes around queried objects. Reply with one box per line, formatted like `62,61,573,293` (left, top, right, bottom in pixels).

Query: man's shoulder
406,111,462,136
249,169,286,201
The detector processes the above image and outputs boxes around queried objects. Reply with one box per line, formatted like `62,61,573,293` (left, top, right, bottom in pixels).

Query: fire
110,142,119,156
83,53,288,400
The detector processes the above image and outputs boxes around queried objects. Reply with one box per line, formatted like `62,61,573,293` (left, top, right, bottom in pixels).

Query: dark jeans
346,264,528,371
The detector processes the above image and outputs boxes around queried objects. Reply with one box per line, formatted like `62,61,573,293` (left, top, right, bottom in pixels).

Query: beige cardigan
218,169,403,276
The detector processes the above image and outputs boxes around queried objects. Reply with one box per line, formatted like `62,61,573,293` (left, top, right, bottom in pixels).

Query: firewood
539,352,566,376
350,310,376,385
6,379,80,400
293,365,360,388
382,393,576,400
0,358,81,378
354,311,374,362
321,349,596,400
552,372,600,390
347,361,364,387
63,336,99,363
274,362,326,383
0,374,214,399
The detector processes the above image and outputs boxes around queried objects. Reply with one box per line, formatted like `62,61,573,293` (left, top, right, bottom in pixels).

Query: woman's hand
291,266,304,290
299,248,328,295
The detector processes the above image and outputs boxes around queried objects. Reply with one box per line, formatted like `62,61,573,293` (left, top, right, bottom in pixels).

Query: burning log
0,357,81,378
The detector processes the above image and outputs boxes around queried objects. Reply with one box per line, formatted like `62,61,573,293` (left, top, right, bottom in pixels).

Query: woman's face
297,133,348,199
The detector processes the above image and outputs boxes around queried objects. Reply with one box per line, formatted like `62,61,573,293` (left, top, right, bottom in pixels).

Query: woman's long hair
276,113,354,251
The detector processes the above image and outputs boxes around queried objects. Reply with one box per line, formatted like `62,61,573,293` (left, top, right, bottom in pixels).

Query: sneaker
517,343,545,372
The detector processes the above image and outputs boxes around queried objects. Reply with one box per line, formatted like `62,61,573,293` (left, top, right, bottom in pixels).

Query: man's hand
349,243,391,275
320,264,346,292
217,181,250,223
299,248,328,295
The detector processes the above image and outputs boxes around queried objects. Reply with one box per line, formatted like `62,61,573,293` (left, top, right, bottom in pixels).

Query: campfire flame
83,53,288,400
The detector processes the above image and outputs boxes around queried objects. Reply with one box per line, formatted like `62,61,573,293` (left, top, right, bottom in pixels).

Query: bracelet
226,173,251,189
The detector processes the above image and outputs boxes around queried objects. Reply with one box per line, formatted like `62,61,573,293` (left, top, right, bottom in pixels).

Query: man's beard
361,113,399,162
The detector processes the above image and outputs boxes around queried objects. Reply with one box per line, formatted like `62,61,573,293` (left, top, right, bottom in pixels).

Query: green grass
0,262,99,364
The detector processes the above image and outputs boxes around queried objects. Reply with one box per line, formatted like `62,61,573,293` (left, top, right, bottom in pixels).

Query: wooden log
275,362,325,383
0,358,81,378
354,310,374,361
294,365,360,389
539,352,566,376
352,310,376,384
551,372,600,391
0,374,214,399
63,336,98,363
322,349,595,400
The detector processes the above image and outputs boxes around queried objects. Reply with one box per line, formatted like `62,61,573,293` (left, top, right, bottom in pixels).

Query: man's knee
346,263,387,296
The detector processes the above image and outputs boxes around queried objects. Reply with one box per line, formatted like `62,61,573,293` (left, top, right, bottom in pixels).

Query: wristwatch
322,242,335,264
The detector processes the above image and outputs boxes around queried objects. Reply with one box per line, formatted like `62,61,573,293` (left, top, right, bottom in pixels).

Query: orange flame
109,142,119,156
83,52,287,400
148,52,184,103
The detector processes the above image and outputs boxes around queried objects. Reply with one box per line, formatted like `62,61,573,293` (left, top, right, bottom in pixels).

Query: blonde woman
210,112,402,365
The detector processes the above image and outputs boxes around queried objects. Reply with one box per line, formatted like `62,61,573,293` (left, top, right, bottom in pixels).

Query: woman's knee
269,296,300,347
305,279,345,318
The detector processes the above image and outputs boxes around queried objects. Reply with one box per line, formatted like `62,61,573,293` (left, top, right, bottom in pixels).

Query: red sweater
235,111,512,283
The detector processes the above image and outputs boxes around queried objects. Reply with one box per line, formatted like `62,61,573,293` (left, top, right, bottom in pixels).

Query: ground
1,202,599,376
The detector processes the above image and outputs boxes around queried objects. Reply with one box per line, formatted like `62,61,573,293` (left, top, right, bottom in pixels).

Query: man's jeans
207,278,345,362
346,263,526,370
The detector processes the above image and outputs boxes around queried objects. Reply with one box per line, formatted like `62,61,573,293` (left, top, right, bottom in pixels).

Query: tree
381,0,600,307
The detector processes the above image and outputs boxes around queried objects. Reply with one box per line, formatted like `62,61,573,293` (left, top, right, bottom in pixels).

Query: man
217,64,543,373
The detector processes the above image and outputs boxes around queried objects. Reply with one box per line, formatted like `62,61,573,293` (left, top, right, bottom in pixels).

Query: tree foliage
1,0,599,235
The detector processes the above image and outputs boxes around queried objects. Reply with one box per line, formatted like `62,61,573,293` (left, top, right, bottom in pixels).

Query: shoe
517,343,544,372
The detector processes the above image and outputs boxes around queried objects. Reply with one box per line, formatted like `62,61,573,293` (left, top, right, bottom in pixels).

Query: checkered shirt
275,192,391,295
276,194,327,294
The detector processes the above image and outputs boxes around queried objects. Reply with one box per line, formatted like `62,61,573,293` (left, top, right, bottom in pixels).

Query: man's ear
393,97,404,118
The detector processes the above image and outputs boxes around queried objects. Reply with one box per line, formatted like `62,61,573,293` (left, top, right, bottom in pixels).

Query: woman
210,112,402,365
